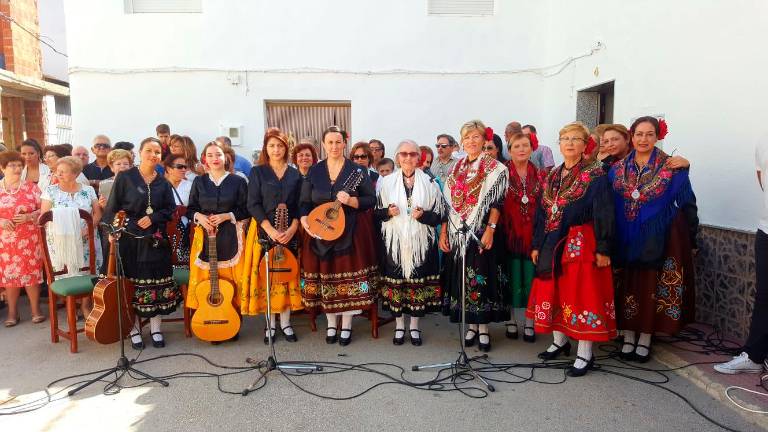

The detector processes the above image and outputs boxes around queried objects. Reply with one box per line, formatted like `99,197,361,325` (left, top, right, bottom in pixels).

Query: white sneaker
714,352,764,374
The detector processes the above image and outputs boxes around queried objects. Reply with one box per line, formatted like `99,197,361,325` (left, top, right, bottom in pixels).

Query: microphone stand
68,224,169,396
411,178,495,392
243,237,321,396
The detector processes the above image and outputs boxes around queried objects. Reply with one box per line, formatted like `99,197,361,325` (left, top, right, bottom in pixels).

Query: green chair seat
50,275,96,296
173,268,190,286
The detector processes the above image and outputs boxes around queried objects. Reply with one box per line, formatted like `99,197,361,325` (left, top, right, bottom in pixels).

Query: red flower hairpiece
419,149,427,167
658,118,669,140
585,136,597,156
528,132,539,152
485,127,494,141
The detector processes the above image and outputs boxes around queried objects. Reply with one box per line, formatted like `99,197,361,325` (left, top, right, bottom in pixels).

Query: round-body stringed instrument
190,225,241,342
86,211,136,344
307,167,365,241
259,204,299,288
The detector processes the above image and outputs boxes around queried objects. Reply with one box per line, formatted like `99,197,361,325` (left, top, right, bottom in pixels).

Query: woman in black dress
300,126,379,346
103,137,180,349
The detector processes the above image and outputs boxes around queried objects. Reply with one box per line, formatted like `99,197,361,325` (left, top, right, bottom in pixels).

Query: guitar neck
207,234,219,295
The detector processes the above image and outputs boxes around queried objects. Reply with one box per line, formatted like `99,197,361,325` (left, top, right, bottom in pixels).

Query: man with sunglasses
432,133,458,185
82,135,114,188
369,139,385,165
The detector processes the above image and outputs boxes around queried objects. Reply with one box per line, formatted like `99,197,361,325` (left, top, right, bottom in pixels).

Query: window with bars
265,101,351,159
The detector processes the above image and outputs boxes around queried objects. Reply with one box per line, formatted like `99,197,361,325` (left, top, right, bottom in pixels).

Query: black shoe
326,326,338,344
634,344,651,363
410,329,422,347
478,333,491,352
538,341,572,360
566,355,595,377
339,328,352,346
263,327,276,345
464,328,478,347
505,324,519,339
393,328,405,345
150,332,165,348
522,326,536,343
618,342,636,361
281,325,298,342
131,339,145,350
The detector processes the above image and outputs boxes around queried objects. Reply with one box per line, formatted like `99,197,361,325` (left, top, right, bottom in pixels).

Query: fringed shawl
541,159,605,233
445,154,508,247
378,168,443,279
610,148,696,263
502,161,542,255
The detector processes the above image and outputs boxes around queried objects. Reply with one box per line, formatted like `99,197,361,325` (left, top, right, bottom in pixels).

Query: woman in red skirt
300,126,379,346
526,122,616,377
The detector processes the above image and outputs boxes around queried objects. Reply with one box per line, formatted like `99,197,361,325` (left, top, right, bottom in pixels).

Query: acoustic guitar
307,167,365,241
190,226,241,341
86,211,136,344
259,204,299,288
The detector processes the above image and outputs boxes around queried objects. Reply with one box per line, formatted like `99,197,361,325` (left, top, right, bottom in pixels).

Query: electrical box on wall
219,125,243,146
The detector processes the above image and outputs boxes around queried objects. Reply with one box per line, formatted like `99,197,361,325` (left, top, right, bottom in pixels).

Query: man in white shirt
715,139,768,374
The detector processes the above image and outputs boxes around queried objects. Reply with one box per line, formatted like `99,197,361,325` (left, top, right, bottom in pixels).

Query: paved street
0,304,764,432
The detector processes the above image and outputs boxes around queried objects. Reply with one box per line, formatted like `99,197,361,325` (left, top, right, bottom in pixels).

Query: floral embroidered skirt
616,214,695,335
120,235,181,318
380,242,442,317
441,238,510,324
301,213,379,314
526,224,617,342
501,255,535,308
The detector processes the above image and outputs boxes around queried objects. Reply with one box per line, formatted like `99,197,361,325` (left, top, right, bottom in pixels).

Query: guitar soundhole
207,292,224,307
325,207,339,221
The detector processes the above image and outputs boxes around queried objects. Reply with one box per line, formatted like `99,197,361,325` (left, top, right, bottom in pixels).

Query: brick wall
23,98,44,143
0,0,42,79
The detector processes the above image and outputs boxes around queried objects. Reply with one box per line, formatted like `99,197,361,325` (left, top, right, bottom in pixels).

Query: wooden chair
39,209,97,353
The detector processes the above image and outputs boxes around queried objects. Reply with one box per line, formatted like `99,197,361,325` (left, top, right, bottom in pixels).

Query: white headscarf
378,168,442,279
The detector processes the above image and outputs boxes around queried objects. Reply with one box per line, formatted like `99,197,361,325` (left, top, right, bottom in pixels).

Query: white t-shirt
757,141,768,234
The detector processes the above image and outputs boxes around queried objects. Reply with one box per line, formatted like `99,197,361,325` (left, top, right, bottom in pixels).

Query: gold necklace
140,170,156,215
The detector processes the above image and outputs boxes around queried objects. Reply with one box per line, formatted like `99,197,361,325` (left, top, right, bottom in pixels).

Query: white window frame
427,0,495,17
124,0,202,14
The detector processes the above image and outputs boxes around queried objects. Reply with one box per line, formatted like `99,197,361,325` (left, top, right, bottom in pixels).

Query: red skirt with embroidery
525,223,617,342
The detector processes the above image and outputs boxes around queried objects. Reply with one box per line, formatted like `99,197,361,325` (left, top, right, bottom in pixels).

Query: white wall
39,0,68,82
63,0,768,230
539,0,768,230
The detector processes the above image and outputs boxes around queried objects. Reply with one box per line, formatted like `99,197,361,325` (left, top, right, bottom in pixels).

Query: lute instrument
259,204,299,287
86,211,136,344
190,225,241,341
307,167,365,241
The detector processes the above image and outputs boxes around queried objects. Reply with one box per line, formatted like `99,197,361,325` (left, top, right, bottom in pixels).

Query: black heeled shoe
464,328,478,347
410,329,422,347
634,344,651,363
538,341,572,360
566,355,595,377
281,325,298,342
263,327,277,345
522,326,536,343
618,342,636,361
131,336,145,350
393,328,405,345
478,333,491,352
325,326,338,344
150,332,165,348
505,324,519,340
339,328,352,346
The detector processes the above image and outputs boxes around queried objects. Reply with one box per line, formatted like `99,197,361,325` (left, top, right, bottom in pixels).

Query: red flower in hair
658,118,669,140
485,127,494,141
419,149,427,167
529,132,540,152
584,136,597,155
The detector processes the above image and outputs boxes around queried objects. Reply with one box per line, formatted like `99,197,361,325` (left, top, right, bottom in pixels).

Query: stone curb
655,345,768,431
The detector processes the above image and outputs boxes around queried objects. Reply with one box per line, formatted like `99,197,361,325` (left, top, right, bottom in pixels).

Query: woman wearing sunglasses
439,120,510,352
163,154,193,268
350,142,380,188
376,140,443,346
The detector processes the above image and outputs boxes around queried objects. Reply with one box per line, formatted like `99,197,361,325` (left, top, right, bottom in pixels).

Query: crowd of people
0,117,708,377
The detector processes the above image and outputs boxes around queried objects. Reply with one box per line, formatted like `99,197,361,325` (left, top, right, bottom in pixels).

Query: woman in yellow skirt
185,141,250,341
241,128,304,343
